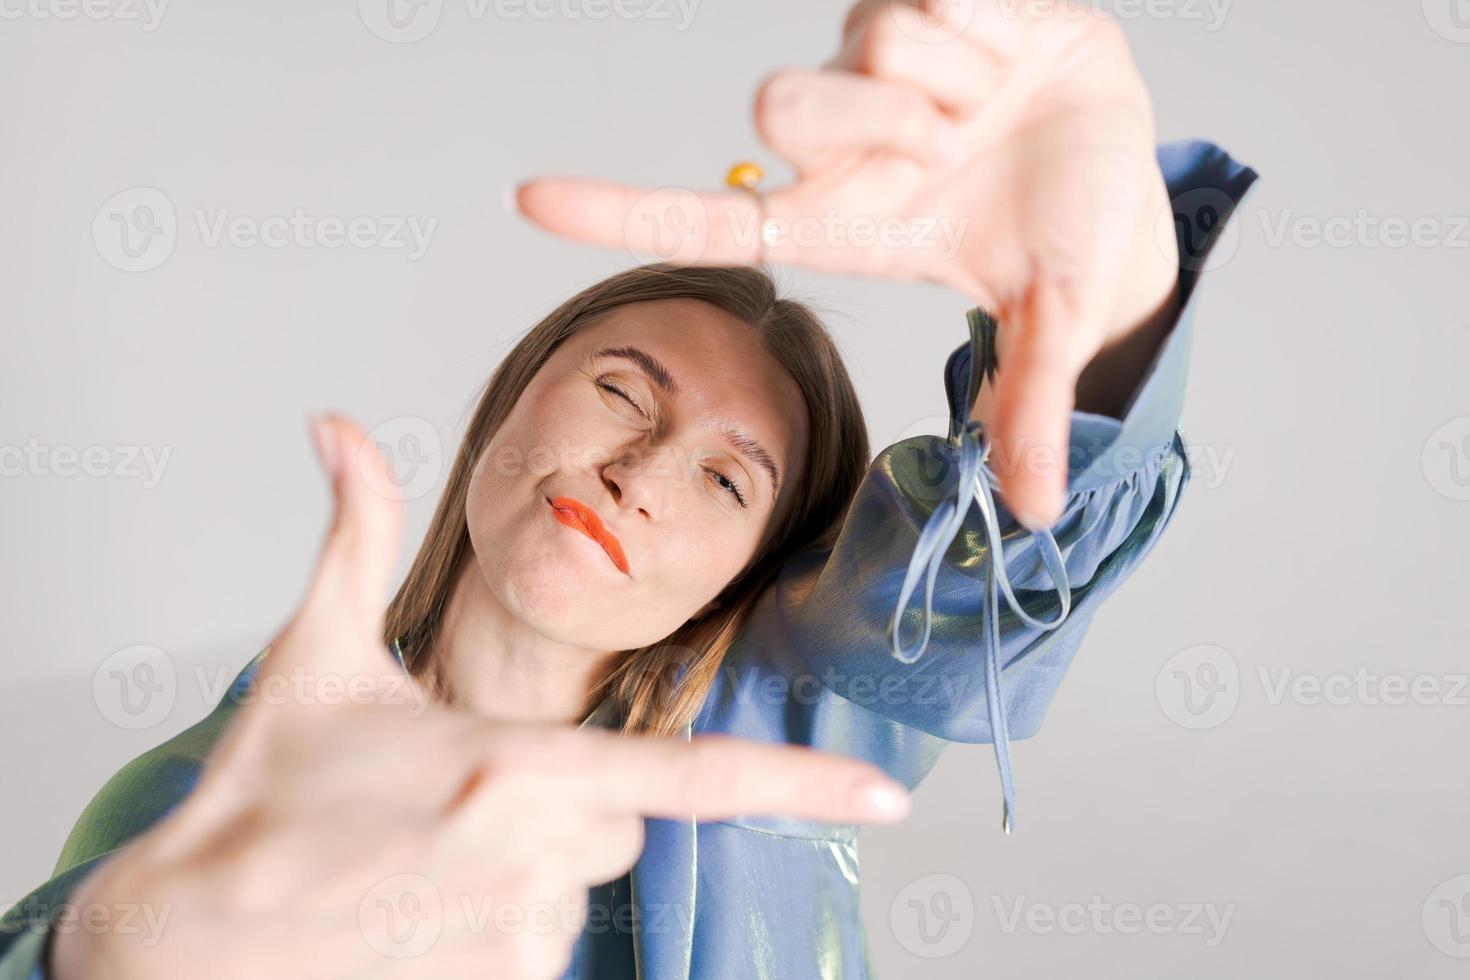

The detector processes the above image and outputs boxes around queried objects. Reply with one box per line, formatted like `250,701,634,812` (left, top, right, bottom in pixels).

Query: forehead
563,297,808,470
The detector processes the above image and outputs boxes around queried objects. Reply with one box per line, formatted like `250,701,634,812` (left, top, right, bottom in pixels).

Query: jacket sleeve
0,651,264,980
696,141,1259,796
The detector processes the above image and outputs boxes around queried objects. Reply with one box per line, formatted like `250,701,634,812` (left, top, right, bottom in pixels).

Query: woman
1,1,1257,977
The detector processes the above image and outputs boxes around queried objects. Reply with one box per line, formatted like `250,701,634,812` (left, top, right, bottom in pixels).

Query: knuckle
478,740,536,785
525,726,598,781
495,860,540,901
854,15,908,77
222,839,295,911
381,818,439,866
442,754,534,823
753,68,809,143
604,815,646,869
539,723,594,760
893,92,939,146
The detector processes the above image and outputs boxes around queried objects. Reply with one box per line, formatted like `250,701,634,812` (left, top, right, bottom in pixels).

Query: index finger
567,730,911,825
513,178,767,266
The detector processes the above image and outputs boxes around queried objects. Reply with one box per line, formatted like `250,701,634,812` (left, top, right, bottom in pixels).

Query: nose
602,443,678,521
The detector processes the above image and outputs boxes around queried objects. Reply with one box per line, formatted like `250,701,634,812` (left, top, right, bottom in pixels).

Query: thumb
256,414,406,698
986,283,1090,529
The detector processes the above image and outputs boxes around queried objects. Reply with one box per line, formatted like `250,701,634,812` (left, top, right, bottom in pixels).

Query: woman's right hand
515,0,1177,529
49,415,910,980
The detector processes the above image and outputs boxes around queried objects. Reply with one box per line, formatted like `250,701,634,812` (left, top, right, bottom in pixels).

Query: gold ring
725,161,768,265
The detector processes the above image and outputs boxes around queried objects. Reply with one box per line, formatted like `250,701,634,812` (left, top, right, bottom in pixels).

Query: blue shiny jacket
0,140,1257,980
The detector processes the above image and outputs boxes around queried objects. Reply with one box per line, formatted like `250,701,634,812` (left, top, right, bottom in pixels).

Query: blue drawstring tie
888,311,1074,834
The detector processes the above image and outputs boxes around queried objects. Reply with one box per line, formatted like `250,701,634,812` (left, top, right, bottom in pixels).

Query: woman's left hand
512,0,1180,528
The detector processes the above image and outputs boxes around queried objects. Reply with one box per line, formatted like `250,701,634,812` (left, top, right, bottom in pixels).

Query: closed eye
598,378,748,508
596,379,649,419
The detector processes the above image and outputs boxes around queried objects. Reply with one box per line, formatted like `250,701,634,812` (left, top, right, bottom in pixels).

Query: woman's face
465,297,811,652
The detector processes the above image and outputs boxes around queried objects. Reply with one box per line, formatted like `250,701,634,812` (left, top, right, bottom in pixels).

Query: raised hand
511,0,1180,528
51,416,910,980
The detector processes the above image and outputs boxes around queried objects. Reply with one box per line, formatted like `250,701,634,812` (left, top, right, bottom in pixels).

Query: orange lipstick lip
548,496,630,576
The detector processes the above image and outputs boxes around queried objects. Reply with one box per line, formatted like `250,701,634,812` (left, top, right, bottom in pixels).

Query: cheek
663,522,749,584
641,518,760,622
468,378,605,505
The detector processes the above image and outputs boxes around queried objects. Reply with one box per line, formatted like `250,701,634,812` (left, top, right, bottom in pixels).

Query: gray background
2,0,1467,976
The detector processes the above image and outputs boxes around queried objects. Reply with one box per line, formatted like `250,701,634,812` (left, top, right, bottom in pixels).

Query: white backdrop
2,1,1468,976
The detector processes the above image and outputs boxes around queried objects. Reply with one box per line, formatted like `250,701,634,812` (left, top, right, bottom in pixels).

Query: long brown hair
384,263,870,736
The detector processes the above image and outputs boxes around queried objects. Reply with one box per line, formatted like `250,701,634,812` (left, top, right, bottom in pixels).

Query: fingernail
851,779,911,822
1015,504,1063,531
1013,508,1047,531
308,414,341,481
1014,489,1065,530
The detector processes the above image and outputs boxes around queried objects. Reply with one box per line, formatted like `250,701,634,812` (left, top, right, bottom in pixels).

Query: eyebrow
592,344,781,498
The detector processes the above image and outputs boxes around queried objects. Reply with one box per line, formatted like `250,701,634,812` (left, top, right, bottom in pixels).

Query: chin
486,539,595,633
470,511,698,653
